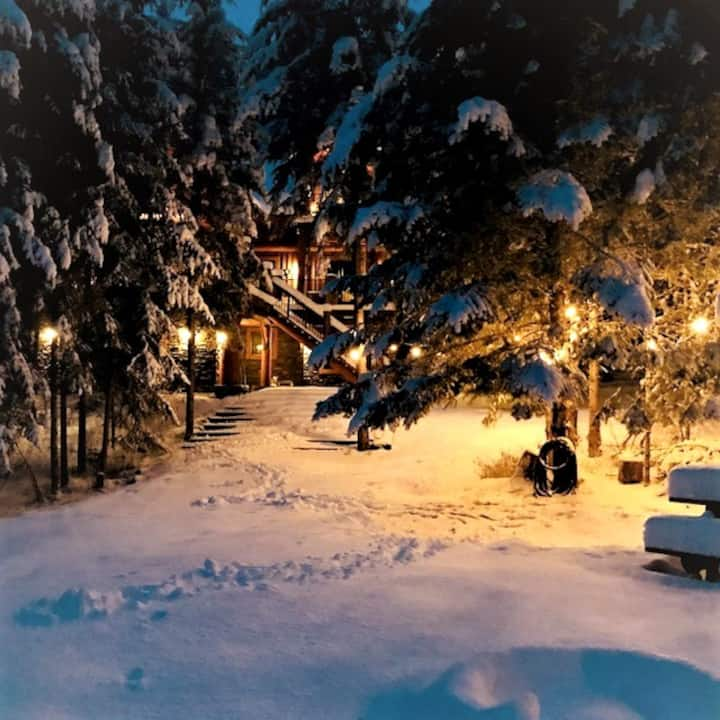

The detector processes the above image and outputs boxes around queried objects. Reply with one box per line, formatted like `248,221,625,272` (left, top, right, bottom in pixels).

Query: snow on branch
449,96,515,146
308,331,356,370
323,55,417,175
574,260,654,328
0,0,31,49
506,356,567,404
630,168,656,204
348,201,424,246
424,285,493,335
330,36,361,74
517,170,593,230
0,50,20,99
557,117,613,149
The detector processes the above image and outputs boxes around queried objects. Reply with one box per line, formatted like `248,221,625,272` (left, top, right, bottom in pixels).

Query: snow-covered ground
1,388,718,719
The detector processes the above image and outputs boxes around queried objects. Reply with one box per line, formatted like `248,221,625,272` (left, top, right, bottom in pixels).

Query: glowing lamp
349,347,362,363
564,305,578,321
215,331,228,348
409,346,423,360
513,334,522,343
388,343,399,354
39,326,58,345
255,343,265,353
690,317,710,336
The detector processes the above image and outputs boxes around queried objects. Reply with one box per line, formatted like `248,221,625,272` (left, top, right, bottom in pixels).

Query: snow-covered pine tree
241,0,410,241
165,0,259,440
310,0,720,447
0,0,112,484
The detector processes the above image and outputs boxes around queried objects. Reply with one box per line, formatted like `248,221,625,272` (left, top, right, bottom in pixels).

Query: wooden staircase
249,277,359,383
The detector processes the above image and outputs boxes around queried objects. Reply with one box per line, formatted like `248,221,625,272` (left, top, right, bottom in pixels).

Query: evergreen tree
310,0,720,445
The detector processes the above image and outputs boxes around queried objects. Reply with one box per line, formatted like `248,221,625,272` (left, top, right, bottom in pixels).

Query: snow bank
645,513,720,557
517,170,593,230
668,465,720,503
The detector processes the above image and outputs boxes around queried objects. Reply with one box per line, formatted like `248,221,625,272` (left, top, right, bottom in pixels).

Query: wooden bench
644,465,720,582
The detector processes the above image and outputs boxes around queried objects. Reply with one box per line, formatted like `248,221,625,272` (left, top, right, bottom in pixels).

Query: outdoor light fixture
215,331,228,348
255,343,264,353
39,326,58,345
564,305,578,321
410,345,423,359
690,317,711,336
349,347,362,363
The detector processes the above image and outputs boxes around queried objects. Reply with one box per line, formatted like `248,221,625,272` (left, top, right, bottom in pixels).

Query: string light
410,346,423,360
388,344,399,354
215,331,228,348
564,305,579,321
690,317,710,336
645,338,658,352
349,347,362,363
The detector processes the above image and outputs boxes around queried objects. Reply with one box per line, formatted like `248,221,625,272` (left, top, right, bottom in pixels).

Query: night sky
225,0,432,33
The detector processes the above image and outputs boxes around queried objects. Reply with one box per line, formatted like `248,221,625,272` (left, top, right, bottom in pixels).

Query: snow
509,356,566,403
689,42,709,65
330,36,360,74
348,201,424,245
636,114,662,146
2,389,719,719
424,285,493,334
0,0,31,49
0,49,20,99
645,513,720,557
618,0,636,19
449,96,515,145
323,55,416,175
517,170,593,230
668,465,720,503
557,117,613,149
630,168,656,204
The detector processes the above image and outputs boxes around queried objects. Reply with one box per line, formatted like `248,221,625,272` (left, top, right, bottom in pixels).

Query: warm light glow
388,343,399,354
39,326,58,345
539,349,554,365
410,346,423,360
554,347,568,363
569,330,579,343
349,347,362,363
690,317,711,336
564,305,579,321
178,327,191,346
255,343,265,353
287,258,300,283
215,331,228,348
513,334,522,343
645,338,658,352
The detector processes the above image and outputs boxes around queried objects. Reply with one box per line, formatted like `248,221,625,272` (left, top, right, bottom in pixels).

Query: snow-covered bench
644,465,720,581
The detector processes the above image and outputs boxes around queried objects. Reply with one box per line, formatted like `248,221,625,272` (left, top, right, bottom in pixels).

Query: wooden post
49,339,59,496
60,379,69,490
588,359,602,457
357,425,371,452
77,387,87,474
184,311,195,442
265,325,274,386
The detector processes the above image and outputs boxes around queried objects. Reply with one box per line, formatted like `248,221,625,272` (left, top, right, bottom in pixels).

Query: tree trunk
110,391,116,449
77,388,87,474
96,372,113,490
643,429,652,485
60,380,70,490
357,425,371,452
185,310,196,442
49,339,59,496
588,359,602,457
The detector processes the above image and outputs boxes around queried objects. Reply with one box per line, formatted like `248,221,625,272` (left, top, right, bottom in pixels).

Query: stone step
193,430,242,438
205,417,242,425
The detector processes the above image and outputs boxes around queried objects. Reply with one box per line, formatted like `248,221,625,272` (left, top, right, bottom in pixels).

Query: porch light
39,326,58,345
255,343,264,353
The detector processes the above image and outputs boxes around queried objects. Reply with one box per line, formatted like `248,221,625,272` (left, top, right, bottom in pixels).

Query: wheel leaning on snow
680,554,720,582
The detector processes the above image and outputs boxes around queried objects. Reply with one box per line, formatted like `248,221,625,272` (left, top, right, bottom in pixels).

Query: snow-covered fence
644,466,720,581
